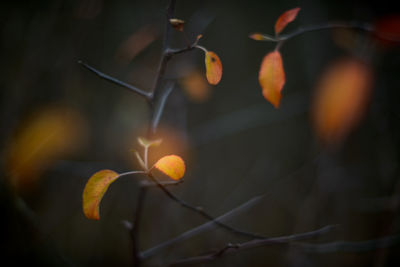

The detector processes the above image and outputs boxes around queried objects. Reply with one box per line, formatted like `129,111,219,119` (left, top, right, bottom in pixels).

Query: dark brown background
1,0,400,266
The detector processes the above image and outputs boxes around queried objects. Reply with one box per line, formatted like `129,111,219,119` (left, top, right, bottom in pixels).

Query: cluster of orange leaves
82,138,185,220
82,8,400,221
250,7,380,146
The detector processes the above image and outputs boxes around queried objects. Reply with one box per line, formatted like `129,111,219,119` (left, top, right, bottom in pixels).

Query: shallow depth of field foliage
1,0,400,266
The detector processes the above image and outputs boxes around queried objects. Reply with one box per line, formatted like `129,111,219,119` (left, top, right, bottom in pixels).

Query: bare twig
131,186,148,267
147,173,267,239
78,0,202,135
150,80,175,133
142,154,323,260
254,21,400,48
169,225,338,266
296,234,400,253
279,22,374,41
77,61,152,100
140,194,265,259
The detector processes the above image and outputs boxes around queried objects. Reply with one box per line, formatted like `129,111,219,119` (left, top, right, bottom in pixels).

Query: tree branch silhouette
169,225,338,266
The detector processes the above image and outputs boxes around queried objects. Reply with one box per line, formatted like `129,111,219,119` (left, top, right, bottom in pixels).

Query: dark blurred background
1,0,400,266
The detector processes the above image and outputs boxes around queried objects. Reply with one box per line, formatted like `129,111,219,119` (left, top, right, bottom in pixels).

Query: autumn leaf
169,18,185,32
153,155,185,180
205,51,222,85
180,70,211,102
275,7,301,35
5,106,86,192
259,50,285,108
311,58,373,145
82,170,120,220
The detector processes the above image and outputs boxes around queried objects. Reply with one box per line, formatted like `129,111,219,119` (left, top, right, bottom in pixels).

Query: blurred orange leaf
312,58,373,145
153,155,185,180
275,7,301,35
82,170,119,220
205,51,222,85
6,107,86,192
180,70,211,102
115,24,159,65
259,50,285,108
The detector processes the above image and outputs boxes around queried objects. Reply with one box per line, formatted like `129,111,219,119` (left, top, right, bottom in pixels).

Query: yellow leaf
311,58,373,145
275,7,301,35
82,170,120,220
205,51,222,85
153,155,185,180
259,51,286,108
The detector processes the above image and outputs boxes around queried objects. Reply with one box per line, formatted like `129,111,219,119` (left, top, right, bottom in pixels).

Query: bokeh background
1,0,400,266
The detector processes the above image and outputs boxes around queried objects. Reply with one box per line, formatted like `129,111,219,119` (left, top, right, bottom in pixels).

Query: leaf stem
144,146,149,170
118,170,146,178
194,45,208,53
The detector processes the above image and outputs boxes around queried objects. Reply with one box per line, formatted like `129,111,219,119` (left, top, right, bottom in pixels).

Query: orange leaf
153,155,185,180
205,51,222,85
311,58,373,145
259,51,285,108
82,170,119,220
180,70,211,102
5,106,86,192
275,7,301,35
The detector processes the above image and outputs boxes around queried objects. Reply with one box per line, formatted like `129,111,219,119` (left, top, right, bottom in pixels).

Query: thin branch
278,22,374,41
163,0,176,52
166,37,202,56
147,173,266,239
131,186,148,267
150,80,175,133
149,0,176,104
254,21,400,45
79,0,201,135
296,234,400,253
78,61,152,100
169,225,338,266
140,194,265,259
